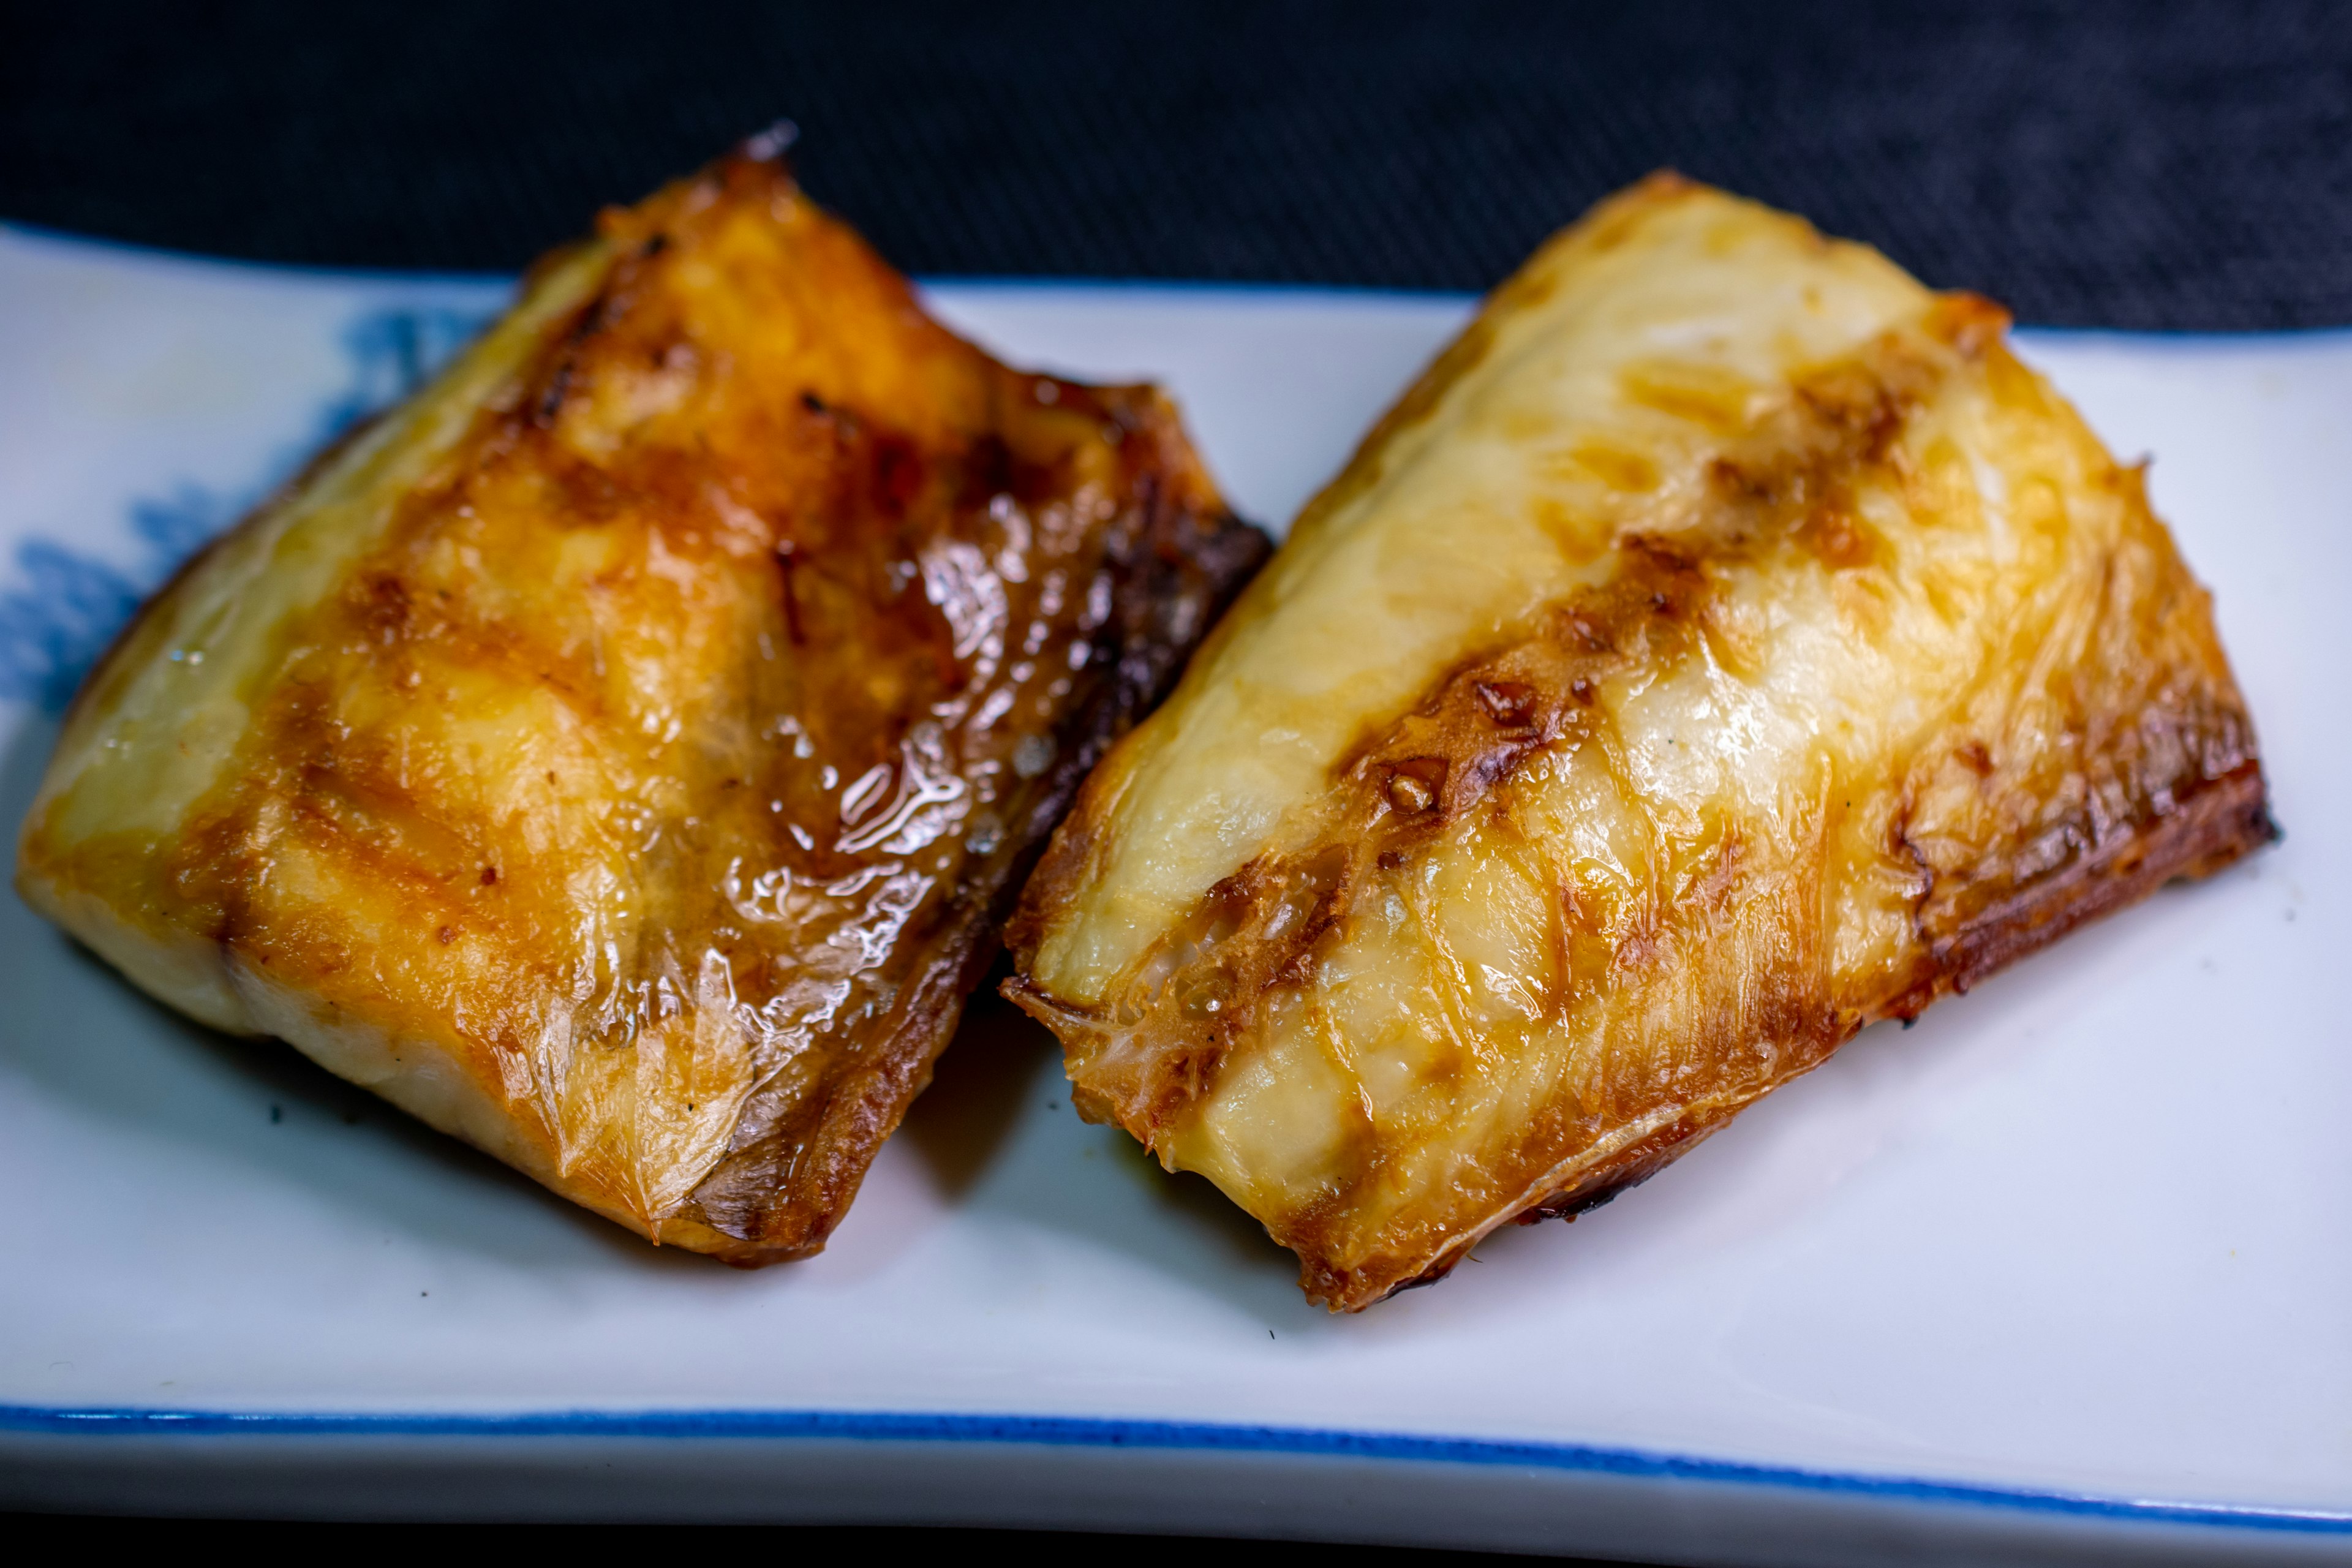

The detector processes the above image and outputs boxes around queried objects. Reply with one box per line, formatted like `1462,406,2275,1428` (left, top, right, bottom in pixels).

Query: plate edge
2,1403,2343,1536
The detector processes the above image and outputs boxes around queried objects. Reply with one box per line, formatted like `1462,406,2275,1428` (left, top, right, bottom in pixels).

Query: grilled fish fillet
15,147,1267,1261
1004,175,2274,1311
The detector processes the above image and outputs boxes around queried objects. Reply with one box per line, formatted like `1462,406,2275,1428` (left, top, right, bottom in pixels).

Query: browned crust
704,466,1269,1263
1430,757,2277,1300
1888,758,2275,1017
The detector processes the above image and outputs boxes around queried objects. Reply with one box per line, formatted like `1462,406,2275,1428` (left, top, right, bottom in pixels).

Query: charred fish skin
1005,174,2273,1311
15,145,1270,1262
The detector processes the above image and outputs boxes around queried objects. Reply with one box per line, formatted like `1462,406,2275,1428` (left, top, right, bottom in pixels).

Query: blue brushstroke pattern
0,303,495,711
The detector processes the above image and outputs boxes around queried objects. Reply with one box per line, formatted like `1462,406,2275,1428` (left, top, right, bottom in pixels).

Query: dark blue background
6,1,2350,328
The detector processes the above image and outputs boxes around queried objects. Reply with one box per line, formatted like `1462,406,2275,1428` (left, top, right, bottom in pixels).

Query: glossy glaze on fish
1005,176,2273,1311
16,148,1268,1260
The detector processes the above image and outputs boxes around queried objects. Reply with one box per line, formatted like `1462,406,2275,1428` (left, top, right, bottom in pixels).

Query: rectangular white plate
1,224,2346,1564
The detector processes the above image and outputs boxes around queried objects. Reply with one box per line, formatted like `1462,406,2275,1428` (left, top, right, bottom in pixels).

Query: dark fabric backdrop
5,1,2350,329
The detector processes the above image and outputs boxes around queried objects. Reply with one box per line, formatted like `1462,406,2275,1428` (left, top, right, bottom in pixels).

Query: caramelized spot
1795,505,1890,571
1385,761,1443,815
1474,680,1537,727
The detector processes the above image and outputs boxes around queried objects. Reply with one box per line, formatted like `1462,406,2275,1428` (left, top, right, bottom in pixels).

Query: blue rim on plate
4,1404,2347,1536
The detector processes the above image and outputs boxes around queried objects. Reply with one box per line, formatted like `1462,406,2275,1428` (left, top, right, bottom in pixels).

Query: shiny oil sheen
1005,176,2273,1311
15,151,1267,1261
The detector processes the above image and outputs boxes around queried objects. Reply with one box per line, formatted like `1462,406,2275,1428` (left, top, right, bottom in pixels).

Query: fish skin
16,146,1270,1261
1005,175,2274,1311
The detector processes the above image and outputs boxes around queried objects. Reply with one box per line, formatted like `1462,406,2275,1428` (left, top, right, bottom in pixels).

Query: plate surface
1,225,2346,1561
